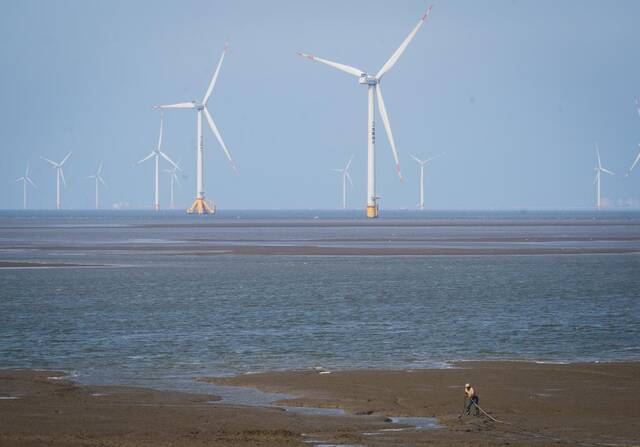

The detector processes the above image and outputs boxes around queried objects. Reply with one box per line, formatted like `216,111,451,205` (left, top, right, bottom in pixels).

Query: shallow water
0,210,639,391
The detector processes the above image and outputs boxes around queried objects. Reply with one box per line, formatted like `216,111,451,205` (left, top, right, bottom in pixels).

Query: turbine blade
97,161,103,175
15,177,24,182
593,172,599,185
203,106,237,173
137,152,155,164
595,143,601,169
296,52,363,77
345,155,354,171
332,168,343,172
157,112,164,151
601,168,615,176
60,151,72,166
98,176,108,189
27,177,37,188
409,153,422,163
25,163,30,176
173,173,181,186
425,153,444,163
629,148,640,174
42,157,58,167
155,102,196,109
345,171,354,186
376,5,433,79
59,168,67,187
159,151,179,169
376,84,403,181
203,42,228,104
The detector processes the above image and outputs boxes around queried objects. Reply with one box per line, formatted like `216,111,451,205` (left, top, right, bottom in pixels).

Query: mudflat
1,362,638,446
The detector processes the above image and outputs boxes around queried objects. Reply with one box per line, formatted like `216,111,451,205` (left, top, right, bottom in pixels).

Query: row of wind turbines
13,5,640,213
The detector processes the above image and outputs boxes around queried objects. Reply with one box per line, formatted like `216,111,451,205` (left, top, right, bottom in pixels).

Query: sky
1,0,640,210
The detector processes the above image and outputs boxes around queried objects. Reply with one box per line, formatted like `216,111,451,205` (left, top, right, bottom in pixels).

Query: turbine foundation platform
187,197,215,215
366,204,379,218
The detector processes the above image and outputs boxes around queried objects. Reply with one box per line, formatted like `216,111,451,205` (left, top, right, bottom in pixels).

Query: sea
1,209,639,394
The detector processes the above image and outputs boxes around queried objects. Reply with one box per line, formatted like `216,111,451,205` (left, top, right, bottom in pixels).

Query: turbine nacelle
358,74,377,85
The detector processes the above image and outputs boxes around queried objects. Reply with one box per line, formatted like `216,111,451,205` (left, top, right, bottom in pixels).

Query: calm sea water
0,210,639,391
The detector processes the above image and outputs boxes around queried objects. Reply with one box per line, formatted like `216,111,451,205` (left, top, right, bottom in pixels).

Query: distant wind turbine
298,6,433,218
332,155,354,209
87,162,107,209
137,112,180,211
594,144,614,210
626,97,640,177
164,161,181,209
15,163,37,210
42,151,72,210
155,42,237,215
409,153,442,210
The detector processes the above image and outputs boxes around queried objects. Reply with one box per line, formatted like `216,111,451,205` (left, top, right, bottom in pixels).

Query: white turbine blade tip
422,4,434,21
297,52,314,60
397,163,404,182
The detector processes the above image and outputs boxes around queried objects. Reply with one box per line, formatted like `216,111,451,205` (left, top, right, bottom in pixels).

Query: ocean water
0,210,639,391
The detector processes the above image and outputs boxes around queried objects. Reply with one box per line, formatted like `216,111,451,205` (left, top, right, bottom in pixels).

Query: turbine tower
137,112,180,211
298,6,433,218
164,162,181,209
87,162,107,209
42,151,72,210
155,42,236,215
15,163,37,209
627,98,640,177
594,144,614,210
332,155,354,209
409,153,442,210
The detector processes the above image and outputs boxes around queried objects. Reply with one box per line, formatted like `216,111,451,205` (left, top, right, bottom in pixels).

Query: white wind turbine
155,42,236,215
87,162,107,209
298,6,433,218
332,155,354,209
409,153,442,210
15,163,37,210
164,162,181,209
42,151,72,210
626,97,640,177
137,112,180,211
594,144,614,210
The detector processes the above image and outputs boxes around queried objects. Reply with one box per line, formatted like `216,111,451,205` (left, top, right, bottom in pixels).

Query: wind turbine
594,144,614,210
332,155,354,209
298,6,433,218
137,112,180,211
87,162,107,209
155,42,236,215
164,162,181,209
626,97,640,177
409,153,442,210
15,163,37,209
42,151,72,210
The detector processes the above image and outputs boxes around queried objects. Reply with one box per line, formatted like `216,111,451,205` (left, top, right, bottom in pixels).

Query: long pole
596,171,601,210
95,177,99,209
196,109,204,200
23,180,27,210
419,164,425,210
170,175,175,209
56,169,60,210
367,85,377,218
342,173,346,209
154,155,160,210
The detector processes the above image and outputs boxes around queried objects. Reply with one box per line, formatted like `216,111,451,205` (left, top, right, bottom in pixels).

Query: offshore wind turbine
164,162,181,209
332,155,354,209
626,97,640,177
409,153,442,210
87,162,107,209
137,112,180,211
15,163,37,209
298,6,433,218
594,144,614,210
42,151,72,210
155,42,236,215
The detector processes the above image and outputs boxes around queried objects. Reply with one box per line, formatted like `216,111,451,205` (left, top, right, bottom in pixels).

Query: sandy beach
1,362,638,446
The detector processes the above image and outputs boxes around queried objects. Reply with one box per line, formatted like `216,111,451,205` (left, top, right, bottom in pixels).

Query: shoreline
2,361,639,446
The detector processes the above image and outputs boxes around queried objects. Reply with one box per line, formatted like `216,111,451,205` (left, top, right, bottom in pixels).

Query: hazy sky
1,0,640,210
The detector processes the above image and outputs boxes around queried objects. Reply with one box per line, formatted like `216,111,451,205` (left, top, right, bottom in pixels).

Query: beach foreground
1,362,638,446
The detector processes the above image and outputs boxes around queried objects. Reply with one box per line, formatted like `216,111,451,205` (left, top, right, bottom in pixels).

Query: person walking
464,383,479,416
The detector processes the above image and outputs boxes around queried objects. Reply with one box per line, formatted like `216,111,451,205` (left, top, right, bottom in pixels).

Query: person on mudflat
464,383,479,416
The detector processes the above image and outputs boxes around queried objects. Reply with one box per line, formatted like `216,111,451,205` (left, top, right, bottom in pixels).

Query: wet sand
2,362,639,446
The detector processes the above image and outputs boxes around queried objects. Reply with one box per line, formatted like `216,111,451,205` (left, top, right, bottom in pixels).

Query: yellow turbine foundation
187,197,215,215
366,204,379,218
